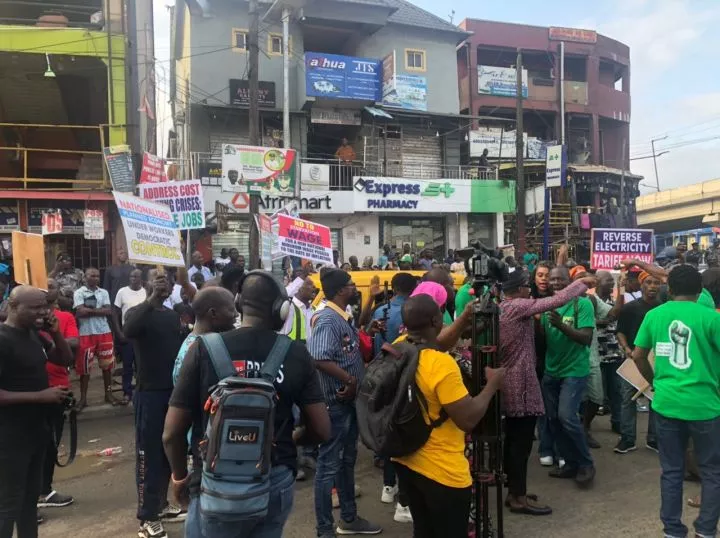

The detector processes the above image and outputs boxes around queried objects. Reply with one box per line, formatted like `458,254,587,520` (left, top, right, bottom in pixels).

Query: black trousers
0,442,45,538
503,416,537,497
42,404,65,495
395,463,472,538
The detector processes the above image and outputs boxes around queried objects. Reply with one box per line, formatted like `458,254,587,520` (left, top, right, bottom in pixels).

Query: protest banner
221,144,297,197
83,209,104,239
139,180,205,230
256,214,273,270
275,214,333,264
590,228,654,271
113,191,184,267
103,145,135,192
41,210,63,235
11,231,48,289
139,152,168,184
617,355,655,401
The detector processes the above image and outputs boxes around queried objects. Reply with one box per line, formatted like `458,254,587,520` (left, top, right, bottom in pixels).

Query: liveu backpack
356,340,447,458
198,333,291,522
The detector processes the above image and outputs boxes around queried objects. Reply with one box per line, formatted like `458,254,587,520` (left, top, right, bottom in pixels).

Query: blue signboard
305,52,381,101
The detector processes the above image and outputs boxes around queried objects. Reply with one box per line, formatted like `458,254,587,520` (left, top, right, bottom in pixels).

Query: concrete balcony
595,84,631,122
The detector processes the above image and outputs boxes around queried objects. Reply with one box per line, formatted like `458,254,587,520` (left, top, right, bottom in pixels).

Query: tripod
469,279,504,538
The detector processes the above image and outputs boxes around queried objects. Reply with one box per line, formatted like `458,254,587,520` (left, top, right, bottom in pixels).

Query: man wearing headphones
164,271,330,538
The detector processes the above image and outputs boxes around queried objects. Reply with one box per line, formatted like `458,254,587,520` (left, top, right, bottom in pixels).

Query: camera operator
499,269,596,515
0,286,72,538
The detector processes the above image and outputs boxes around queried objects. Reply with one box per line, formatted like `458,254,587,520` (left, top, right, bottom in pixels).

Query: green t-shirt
634,301,720,421
698,288,715,310
454,282,473,320
542,297,595,378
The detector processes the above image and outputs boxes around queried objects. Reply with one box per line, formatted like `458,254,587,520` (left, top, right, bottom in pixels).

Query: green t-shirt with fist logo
542,297,595,379
635,301,720,421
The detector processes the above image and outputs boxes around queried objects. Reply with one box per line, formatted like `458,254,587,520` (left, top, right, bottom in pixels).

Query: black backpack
356,340,447,458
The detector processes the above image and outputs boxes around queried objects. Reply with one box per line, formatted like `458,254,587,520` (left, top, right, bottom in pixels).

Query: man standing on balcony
335,138,356,163
478,148,490,171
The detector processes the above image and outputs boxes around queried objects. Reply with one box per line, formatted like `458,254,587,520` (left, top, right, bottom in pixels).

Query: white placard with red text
41,210,63,235
83,209,104,239
139,180,205,230
275,215,333,264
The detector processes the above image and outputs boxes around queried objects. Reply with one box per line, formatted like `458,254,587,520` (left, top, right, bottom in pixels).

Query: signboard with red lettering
590,228,654,271
548,27,598,44
139,180,205,230
41,210,63,235
275,214,332,264
139,152,168,184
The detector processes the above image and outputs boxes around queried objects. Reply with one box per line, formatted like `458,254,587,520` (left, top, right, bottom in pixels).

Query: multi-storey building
0,0,153,270
172,0,516,263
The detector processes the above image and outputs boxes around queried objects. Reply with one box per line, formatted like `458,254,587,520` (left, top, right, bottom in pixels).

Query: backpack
356,340,447,458
198,333,291,522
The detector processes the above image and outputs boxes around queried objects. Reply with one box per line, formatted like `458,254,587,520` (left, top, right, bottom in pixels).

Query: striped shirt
308,301,364,404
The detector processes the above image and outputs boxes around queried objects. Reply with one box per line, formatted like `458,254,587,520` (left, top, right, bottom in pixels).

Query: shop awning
364,106,393,119
0,190,114,200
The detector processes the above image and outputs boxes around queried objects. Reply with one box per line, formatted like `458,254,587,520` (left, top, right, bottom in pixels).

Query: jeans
504,416,537,497
601,359,623,432
395,463,471,538
314,403,358,536
119,340,135,398
185,466,295,538
0,442,45,538
620,378,656,445
41,404,65,495
656,413,720,538
541,375,593,470
134,390,172,522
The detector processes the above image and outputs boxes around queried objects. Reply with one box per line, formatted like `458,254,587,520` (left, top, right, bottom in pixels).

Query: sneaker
381,485,398,504
296,468,307,481
559,458,566,469
158,503,187,522
336,516,382,535
646,441,659,454
614,440,637,454
138,520,167,538
575,466,596,485
37,514,44,525
539,456,554,467
586,432,601,449
38,490,74,508
393,503,413,523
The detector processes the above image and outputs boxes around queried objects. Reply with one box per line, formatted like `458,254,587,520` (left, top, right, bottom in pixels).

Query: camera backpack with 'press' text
198,333,290,522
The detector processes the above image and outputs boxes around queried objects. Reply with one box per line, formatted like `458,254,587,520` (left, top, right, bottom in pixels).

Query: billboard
383,74,427,111
478,65,528,98
221,144,297,197
305,52,381,101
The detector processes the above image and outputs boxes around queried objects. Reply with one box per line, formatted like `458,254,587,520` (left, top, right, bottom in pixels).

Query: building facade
173,0,516,263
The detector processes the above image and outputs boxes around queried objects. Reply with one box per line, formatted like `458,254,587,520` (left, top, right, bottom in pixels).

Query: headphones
238,270,291,330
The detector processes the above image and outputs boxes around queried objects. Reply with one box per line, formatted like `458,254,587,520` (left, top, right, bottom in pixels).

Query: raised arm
622,258,667,283
520,278,593,318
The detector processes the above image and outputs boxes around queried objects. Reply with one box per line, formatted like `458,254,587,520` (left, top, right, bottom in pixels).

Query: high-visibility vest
288,304,307,343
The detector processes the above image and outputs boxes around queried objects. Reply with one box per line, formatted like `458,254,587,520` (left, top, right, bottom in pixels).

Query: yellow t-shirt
392,347,471,488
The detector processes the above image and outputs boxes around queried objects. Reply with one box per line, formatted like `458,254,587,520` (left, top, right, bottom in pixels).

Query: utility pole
515,49,526,253
248,0,260,269
651,135,667,192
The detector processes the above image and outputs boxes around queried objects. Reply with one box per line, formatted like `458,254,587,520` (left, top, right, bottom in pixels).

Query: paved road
40,406,699,538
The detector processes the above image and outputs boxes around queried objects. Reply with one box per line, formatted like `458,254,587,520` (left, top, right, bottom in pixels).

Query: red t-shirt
43,309,79,387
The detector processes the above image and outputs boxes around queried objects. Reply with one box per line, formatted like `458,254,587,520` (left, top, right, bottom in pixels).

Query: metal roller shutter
209,130,250,160
212,226,250,260
402,129,442,179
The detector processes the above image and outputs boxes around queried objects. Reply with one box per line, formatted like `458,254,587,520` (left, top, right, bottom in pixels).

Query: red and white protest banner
275,215,333,264
41,210,63,235
138,152,168,184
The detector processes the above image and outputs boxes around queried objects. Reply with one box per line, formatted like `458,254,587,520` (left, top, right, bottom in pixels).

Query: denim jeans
541,375,593,470
185,465,295,538
537,414,557,460
601,359,623,432
314,403,358,536
620,378,656,445
655,413,720,538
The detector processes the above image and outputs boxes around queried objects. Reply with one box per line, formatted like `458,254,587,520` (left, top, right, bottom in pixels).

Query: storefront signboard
103,145,136,192
310,108,361,125
305,52,381,101
353,177,471,213
545,144,566,188
83,209,105,240
204,187,352,214
221,144,297,197
229,79,276,108
275,215,333,264
139,180,206,230
477,65,528,98
300,163,330,190
28,201,85,234
0,203,19,232
113,191,184,267
590,228,654,271
383,74,427,111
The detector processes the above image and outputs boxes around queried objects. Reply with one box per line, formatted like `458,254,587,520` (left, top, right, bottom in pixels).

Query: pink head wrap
411,281,448,309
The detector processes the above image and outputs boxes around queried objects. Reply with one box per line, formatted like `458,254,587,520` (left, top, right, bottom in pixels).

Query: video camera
456,241,509,289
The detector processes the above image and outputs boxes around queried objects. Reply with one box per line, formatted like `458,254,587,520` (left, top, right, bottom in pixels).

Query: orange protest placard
11,231,48,290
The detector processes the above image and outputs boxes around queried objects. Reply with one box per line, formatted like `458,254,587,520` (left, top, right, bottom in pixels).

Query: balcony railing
0,122,116,190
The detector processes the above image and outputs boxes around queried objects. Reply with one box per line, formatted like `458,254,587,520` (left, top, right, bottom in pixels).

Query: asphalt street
37,399,703,538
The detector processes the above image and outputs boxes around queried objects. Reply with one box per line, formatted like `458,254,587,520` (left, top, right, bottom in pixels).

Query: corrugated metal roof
383,0,467,35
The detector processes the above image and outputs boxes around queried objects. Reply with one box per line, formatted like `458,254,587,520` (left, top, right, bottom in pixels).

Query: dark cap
320,269,351,299
502,269,530,293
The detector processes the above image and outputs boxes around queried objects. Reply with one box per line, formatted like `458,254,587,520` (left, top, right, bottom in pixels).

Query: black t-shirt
616,299,656,350
124,303,184,391
169,328,324,494
0,324,50,451
104,263,135,303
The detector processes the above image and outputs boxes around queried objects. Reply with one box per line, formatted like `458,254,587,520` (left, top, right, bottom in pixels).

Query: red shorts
76,333,115,375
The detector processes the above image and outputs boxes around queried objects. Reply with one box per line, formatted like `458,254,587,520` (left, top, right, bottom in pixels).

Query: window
232,29,248,52
405,49,426,72
269,34,284,55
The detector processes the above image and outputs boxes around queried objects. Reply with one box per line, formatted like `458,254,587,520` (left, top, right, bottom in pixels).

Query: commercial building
0,0,154,270
171,0,516,263
457,20,641,257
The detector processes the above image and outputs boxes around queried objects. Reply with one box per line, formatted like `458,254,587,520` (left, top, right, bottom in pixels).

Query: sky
153,0,720,193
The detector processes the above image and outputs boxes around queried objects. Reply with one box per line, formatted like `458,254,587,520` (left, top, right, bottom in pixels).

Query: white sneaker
138,520,167,538
394,503,413,523
559,459,566,469
381,485,398,504
158,503,187,522
539,456,554,467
